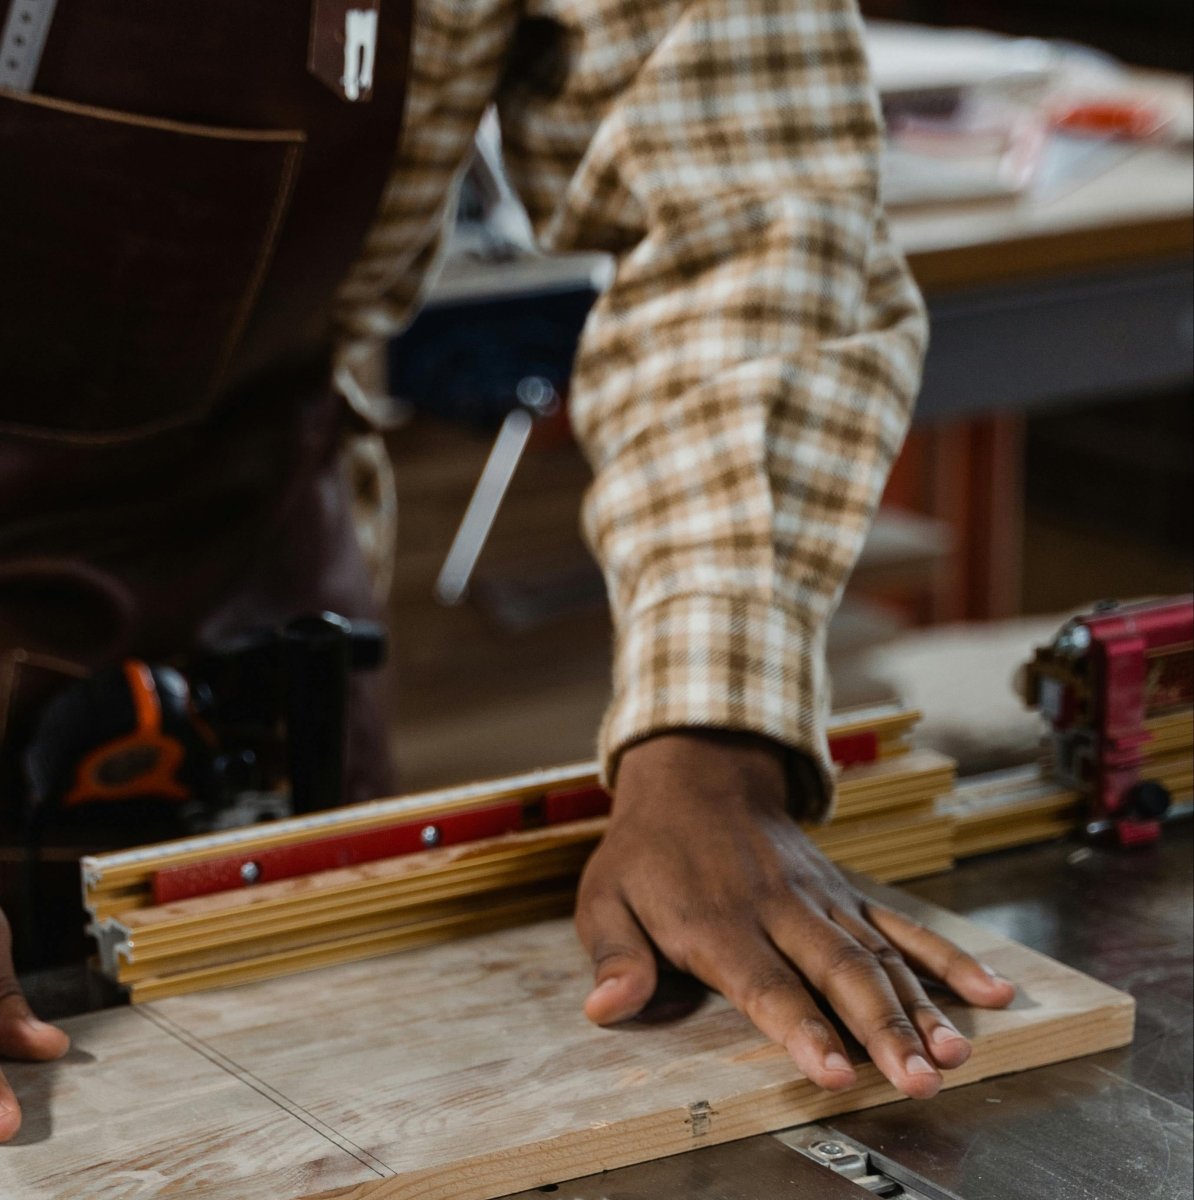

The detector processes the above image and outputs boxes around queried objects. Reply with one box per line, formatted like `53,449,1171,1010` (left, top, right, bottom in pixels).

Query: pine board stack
83,703,959,1002
939,767,1079,858
1140,710,1194,801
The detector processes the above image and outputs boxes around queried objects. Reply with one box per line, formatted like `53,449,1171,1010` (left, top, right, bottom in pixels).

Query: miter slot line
137,1004,396,1178
774,1123,952,1200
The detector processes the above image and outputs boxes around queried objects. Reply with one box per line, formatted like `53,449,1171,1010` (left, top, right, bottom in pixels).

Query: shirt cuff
598,593,835,822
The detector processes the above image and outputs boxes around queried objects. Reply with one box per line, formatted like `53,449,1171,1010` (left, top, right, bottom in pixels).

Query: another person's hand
575,731,1016,1099
1,908,70,1142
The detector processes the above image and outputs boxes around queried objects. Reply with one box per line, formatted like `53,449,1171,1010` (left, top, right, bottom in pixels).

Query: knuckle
740,965,797,1008
590,940,646,970
821,876,858,910
872,1013,920,1042
653,928,701,974
871,944,905,968
573,888,619,921
944,943,974,971
827,941,881,981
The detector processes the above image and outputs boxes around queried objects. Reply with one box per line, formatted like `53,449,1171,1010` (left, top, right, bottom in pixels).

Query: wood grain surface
0,878,1134,1200
0,1007,382,1199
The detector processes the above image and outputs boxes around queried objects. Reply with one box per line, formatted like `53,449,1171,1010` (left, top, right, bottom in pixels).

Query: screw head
240,861,261,885
1054,622,1092,656
516,376,560,417
812,1141,847,1158
420,825,442,847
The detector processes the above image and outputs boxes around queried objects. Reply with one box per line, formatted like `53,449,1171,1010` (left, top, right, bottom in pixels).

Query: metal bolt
812,1141,847,1158
1054,622,1092,656
240,861,261,885
420,825,442,847
516,375,560,418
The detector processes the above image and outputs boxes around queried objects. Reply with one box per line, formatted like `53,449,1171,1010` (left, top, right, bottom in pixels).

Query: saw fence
80,699,1186,1003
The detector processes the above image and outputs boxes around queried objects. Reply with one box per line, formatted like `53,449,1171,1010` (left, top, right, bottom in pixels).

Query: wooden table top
432,74,1193,303
895,137,1194,293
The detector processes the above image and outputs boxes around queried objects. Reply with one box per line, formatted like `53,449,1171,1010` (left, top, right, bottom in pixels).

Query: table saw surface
17,819,1192,1199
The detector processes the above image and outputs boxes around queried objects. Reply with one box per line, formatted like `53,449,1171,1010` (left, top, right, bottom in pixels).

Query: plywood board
0,878,1133,1200
0,1007,382,1199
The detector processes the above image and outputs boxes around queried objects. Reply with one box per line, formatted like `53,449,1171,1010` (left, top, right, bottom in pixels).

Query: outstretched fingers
864,904,1018,1009
769,910,948,1099
682,927,857,1091
832,915,973,1072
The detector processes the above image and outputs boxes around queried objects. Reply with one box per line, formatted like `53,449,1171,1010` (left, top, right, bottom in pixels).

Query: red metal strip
152,720,893,904
828,730,880,768
152,803,525,903
543,785,611,824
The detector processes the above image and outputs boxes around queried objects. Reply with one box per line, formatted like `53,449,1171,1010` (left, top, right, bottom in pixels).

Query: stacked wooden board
939,766,1079,858
83,703,960,1002
1138,710,1194,800
81,697,1192,1004
1,881,1136,1200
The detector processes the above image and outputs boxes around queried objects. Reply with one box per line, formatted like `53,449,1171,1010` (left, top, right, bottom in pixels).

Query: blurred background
354,1,1194,792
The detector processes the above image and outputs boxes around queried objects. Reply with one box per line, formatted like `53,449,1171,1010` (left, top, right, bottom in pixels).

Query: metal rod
435,407,535,605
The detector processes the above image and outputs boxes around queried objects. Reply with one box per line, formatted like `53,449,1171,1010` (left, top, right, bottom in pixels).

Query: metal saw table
18,819,1191,1198
501,818,1193,1200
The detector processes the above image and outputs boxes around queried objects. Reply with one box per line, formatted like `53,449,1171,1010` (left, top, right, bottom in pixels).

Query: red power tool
1021,596,1193,846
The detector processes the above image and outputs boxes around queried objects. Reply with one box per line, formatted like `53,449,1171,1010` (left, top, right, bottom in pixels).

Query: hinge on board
686,1100,714,1138
775,1125,945,1199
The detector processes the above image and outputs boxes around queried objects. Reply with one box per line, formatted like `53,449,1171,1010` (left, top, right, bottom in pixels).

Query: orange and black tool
23,659,213,824
63,661,198,808
21,613,387,835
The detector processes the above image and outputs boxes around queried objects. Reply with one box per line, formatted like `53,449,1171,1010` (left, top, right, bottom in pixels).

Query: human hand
1,908,70,1142
575,731,1016,1099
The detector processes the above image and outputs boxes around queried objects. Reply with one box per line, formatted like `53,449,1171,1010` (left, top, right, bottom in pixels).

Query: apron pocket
0,88,304,441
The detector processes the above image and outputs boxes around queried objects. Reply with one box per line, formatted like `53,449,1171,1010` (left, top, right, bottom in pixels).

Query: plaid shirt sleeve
335,0,927,817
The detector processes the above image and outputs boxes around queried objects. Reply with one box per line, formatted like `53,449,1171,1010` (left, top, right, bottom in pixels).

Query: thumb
576,894,657,1025
0,992,71,1063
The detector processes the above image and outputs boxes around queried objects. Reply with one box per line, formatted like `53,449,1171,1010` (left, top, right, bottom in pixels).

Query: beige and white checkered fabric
334,0,928,815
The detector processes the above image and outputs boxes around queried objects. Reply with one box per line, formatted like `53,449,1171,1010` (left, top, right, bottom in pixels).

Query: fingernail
931,1023,965,1046
982,963,1012,985
905,1054,938,1076
0,1100,11,1115
590,978,621,997
824,1052,854,1074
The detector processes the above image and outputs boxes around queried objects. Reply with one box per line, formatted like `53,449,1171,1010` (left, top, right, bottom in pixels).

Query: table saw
493,824,1192,1200
17,818,1191,1200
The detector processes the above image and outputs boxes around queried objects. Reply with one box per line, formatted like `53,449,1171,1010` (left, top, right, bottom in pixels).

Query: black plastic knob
1122,780,1171,822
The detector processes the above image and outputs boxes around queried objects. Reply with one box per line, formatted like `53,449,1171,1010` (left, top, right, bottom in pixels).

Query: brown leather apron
0,0,414,805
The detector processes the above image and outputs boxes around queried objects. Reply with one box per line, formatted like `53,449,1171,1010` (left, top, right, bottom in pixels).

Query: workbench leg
930,414,1026,621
